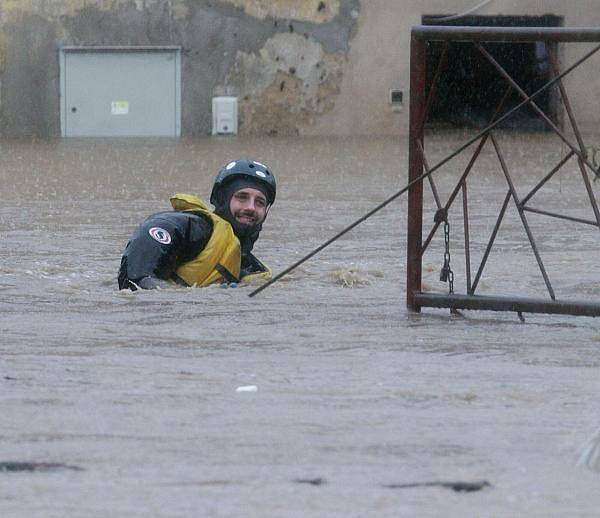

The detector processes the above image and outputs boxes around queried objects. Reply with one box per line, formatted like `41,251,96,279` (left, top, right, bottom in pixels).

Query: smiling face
229,187,268,227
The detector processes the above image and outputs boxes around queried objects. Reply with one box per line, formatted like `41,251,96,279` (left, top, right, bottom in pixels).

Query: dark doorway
422,15,563,130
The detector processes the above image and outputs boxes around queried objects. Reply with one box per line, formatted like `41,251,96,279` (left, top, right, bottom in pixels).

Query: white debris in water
236,385,258,393
331,268,371,288
576,428,600,472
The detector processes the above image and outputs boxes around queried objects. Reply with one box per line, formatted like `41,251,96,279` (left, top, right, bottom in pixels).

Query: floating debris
236,385,258,393
0,462,83,473
383,480,491,492
331,268,370,288
293,477,326,486
576,428,600,471
587,145,600,181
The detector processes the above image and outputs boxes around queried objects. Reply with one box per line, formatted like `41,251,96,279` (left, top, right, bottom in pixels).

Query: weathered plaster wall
221,32,346,134
220,0,341,23
0,11,60,136
1,0,600,137
0,0,359,137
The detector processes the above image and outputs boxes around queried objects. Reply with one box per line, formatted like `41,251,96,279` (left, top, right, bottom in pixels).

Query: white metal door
60,47,181,137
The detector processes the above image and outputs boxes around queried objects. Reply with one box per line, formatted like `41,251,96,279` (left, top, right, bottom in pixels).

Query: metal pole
476,43,600,177
421,86,512,254
417,141,442,209
414,292,600,317
421,42,449,128
471,190,511,294
522,206,599,227
462,182,472,294
413,26,600,43
407,34,426,312
520,151,575,205
489,134,556,300
417,42,600,183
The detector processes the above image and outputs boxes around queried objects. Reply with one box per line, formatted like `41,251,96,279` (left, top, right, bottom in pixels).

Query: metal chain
589,145,600,181
440,220,454,294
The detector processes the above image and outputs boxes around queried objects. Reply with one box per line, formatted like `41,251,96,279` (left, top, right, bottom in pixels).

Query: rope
427,0,495,23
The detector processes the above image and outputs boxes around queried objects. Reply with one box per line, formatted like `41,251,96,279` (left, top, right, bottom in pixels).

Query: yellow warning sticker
111,101,129,115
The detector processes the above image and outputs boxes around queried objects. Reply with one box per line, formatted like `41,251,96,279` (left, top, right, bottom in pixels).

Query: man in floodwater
118,159,275,290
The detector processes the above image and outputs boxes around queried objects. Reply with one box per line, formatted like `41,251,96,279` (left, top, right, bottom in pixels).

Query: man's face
229,187,268,226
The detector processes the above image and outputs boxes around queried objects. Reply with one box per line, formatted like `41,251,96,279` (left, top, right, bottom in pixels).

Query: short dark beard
214,205,262,239
230,217,262,239
213,178,269,246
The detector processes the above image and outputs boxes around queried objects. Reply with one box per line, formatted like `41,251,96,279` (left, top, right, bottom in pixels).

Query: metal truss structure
407,26,600,317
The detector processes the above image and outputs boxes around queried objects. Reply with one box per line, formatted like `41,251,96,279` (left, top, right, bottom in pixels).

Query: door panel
62,49,180,137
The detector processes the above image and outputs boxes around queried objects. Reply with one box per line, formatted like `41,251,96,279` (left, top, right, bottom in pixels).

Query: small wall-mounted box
212,96,238,135
390,89,403,112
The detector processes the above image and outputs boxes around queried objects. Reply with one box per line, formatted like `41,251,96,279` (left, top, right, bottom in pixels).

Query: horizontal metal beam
413,292,600,317
412,26,600,42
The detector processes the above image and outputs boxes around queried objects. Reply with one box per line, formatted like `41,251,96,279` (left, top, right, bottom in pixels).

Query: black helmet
210,159,276,206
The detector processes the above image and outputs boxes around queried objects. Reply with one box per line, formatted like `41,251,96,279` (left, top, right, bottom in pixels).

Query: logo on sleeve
149,227,172,244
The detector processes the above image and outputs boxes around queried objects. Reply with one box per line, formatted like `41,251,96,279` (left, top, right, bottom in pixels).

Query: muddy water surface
1,133,600,517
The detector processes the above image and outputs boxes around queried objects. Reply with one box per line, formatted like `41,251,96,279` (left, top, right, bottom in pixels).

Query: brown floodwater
1,132,600,517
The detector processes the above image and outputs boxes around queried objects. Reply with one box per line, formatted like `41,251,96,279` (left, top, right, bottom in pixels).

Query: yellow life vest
169,193,271,287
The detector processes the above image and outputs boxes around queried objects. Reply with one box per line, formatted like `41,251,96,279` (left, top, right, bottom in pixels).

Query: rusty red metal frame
407,26,600,317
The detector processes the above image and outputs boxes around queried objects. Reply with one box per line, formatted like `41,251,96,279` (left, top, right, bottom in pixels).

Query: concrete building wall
0,0,599,137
